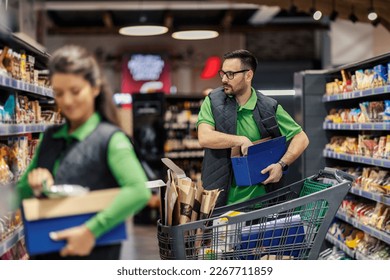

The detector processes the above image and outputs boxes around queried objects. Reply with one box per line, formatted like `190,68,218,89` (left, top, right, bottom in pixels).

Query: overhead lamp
310,0,322,21
119,25,168,36
371,18,380,27
119,15,168,36
348,5,358,23
289,0,298,14
172,30,219,40
367,0,378,21
329,0,338,21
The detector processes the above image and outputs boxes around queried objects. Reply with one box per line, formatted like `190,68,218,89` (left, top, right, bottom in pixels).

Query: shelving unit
0,124,53,135
295,52,390,260
325,233,377,260
163,95,204,181
323,150,390,168
336,211,390,244
323,122,390,131
0,29,53,259
0,226,24,257
0,75,53,98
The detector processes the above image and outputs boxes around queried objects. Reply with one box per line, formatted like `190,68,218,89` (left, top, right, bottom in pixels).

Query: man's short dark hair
223,49,258,73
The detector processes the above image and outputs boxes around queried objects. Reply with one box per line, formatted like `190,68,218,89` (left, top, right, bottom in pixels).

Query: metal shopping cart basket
157,168,354,260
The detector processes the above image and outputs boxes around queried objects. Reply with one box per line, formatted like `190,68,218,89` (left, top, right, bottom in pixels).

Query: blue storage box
231,136,287,186
239,215,305,259
22,188,127,256
239,215,305,260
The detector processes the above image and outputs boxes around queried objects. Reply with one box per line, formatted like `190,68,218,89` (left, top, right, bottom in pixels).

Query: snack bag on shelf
373,64,388,87
358,102,370,123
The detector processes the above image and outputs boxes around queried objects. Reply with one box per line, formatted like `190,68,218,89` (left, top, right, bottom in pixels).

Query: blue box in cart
22,188,126,256
239,215,305,259
231,136,287,186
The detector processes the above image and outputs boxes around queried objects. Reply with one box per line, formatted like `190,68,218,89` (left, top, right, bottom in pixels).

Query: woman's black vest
201,87,282,207
36,122,120,190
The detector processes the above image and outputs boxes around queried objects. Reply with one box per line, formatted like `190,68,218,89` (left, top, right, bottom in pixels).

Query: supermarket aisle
120,219,160,260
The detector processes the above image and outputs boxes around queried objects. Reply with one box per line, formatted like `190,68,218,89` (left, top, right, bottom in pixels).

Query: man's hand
50,225,96,257
239,136,253,156
261,163,283,185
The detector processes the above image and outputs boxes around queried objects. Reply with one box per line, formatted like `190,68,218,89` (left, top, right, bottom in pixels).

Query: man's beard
223,84,234,94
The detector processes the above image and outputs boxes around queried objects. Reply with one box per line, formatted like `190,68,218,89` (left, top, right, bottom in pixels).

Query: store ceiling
41,0,390,35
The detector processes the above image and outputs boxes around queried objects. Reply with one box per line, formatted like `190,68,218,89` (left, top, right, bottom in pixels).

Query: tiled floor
120,220,160,260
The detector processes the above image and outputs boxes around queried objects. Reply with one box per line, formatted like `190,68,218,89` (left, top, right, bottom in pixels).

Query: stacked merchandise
339,197,390,235
0,136,40,183
0,240,28,260
0,92,62,125
325,134,390,161
164,100,203,157
0,46,50,87
0,39,56,260
325,63,389,97
164,98,203,182
327,220,389,259
0,186,27,259
318,246,352,260
325,100,390,124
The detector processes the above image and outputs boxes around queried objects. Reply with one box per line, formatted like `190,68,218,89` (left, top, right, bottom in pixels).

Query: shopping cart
157,168,354,260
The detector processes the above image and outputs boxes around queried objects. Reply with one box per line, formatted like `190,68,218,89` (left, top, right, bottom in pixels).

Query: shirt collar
238,87,257,111
52,113,101,141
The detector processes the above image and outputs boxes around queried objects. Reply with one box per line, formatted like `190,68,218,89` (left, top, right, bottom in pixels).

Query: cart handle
316,167,356,183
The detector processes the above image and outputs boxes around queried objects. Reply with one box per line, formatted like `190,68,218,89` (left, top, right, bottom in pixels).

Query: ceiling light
313,10,322,21
310,0,322,21
119,25,168,36
172,30,219,40
367,0,378,21
368,11,378,21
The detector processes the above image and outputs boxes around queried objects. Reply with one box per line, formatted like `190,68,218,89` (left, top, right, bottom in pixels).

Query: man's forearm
280,131,309,165
198,128,244,149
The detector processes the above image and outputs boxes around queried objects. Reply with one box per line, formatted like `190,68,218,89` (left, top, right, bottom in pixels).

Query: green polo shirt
197,88,302,205
17,113,151,238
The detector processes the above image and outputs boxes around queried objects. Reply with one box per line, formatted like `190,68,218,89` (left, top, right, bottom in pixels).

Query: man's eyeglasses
218,69,249,80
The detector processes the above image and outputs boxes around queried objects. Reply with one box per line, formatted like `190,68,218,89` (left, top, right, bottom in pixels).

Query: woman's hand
50,225,96,257
27,168,54,196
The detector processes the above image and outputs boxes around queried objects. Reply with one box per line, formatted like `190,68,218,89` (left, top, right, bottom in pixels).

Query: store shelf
323,150,390,168
322,85,390,102
164,123,196,130
0,226,24,257
335,211,390,244
354,251,376,260
323,122,390,131
164,150,204,159
349,187,390,206
0,124,53,135
325,233,355,259
0,75,53,98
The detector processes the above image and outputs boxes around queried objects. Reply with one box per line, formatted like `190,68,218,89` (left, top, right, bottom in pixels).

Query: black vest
37,122,120,190
201,87,282,206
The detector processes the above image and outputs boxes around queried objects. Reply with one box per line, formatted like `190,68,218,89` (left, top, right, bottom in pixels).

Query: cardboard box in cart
22,188,126,256
231,136,287,186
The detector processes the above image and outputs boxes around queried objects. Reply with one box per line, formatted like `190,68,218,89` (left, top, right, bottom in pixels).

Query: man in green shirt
197,49,309,206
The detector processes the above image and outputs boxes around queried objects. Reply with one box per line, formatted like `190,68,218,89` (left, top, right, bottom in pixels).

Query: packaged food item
373,64,388,87
212,211,244,252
